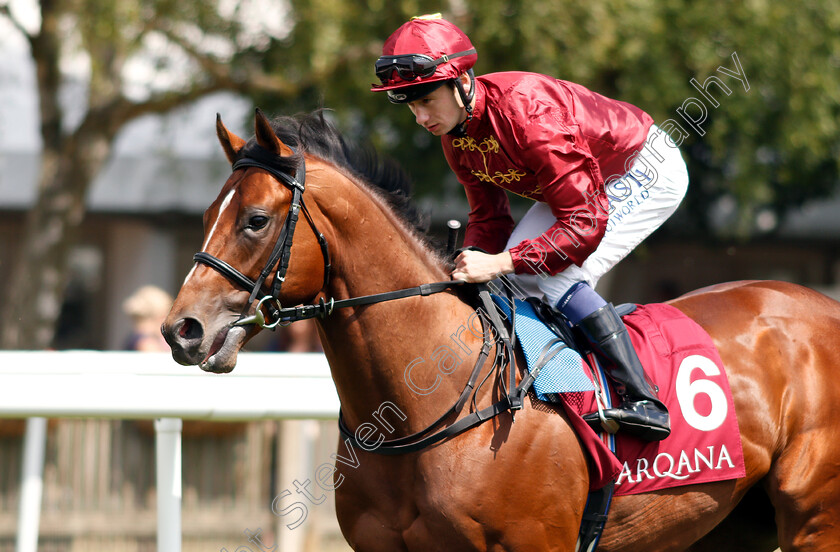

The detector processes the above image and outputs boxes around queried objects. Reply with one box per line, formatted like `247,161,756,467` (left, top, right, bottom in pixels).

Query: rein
338,287,541,455
194,148,537,454
194,146,466,327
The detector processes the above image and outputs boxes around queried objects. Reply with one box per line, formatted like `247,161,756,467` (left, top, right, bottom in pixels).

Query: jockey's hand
451,250,515,283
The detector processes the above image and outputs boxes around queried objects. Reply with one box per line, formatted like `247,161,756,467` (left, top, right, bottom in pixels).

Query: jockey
371,14,688,441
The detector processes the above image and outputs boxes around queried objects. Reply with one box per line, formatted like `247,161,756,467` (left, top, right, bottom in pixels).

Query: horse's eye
247,215,269,230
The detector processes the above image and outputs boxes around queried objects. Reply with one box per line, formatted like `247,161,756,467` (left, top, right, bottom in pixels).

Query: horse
162,108,840,551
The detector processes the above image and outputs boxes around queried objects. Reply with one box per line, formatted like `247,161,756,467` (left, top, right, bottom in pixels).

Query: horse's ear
216,113,247,164
254,107,294,157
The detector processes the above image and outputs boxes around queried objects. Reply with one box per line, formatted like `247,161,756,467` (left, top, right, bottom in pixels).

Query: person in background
122,285,173,352
371,14,689,441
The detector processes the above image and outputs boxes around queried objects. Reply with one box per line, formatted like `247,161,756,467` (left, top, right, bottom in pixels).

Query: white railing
0,351,340,552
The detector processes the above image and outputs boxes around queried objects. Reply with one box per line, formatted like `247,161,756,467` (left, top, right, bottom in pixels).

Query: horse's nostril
178,318,204,341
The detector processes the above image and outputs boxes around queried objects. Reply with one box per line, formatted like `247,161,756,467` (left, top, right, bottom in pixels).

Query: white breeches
505,124,689,305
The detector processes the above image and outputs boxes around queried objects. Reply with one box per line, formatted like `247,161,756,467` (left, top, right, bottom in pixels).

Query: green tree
2,0,838,350
0,0,376,349
270,0,840,239
251,1,459,204
465,0,840,237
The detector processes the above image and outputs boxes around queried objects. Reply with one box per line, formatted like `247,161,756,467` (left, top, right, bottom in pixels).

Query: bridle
191,143,544,454
193,144,331,328
193,144,463,328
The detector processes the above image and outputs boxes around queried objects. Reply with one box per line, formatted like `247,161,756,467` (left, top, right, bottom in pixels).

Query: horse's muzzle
162,317,205,366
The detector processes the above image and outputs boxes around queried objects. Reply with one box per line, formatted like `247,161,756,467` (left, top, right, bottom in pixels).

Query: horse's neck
314,177,482,430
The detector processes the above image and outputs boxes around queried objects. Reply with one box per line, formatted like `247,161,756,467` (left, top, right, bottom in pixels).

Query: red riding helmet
372,14,478,105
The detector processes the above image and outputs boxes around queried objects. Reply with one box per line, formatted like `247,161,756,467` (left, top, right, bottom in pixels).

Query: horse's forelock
247,110,429,236
238,133,302,176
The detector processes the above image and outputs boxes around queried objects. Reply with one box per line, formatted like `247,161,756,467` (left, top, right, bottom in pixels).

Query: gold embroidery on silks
453,135,527,188
473,168,529,187
452,136,500,154
510,184,543,199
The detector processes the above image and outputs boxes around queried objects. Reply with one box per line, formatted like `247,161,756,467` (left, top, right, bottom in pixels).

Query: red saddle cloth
557,303,746,494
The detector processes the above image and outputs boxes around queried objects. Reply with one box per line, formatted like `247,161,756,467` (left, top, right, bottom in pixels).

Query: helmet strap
447,69,476,137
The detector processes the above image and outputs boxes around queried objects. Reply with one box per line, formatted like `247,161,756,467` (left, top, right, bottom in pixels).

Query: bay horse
162,108,840,551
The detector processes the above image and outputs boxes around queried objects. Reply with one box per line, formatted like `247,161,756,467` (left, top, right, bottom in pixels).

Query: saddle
525,297,638,355
514,295,638,424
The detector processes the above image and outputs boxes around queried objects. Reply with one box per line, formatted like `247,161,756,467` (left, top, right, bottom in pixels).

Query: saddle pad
564,303,746,494
491,295,595,397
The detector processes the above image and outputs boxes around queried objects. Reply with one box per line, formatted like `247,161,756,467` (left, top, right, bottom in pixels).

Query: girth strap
577,480,615,552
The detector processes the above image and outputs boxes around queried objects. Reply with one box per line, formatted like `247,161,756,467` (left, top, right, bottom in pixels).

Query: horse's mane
241,110,430,236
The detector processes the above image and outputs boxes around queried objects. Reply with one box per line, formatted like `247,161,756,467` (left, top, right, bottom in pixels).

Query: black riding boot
579,304,671,441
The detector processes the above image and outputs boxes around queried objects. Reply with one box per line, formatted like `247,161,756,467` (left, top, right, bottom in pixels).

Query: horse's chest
335,460,478,550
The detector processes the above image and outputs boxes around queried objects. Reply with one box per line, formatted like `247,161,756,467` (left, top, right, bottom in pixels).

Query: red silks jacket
442,72,653,275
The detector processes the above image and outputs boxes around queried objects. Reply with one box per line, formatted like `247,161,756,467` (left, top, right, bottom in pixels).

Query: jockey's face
407,83,467,136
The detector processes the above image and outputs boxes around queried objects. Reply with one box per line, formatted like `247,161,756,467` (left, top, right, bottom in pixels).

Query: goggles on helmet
375,48,476,86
